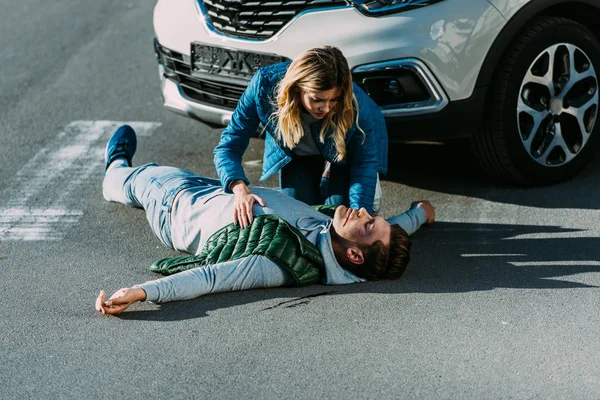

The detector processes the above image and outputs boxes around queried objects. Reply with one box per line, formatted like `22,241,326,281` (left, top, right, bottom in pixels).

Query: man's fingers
103,301,128,315
102,304,122,315
425,205,435,224
95,289,132,315
108,294,127,305
95,291,105,313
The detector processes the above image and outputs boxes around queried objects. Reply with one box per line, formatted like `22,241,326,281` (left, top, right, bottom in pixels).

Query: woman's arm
345,86,388,213
95,255,293,315
346,108,380,213
213,70,268,226
213,69,264,193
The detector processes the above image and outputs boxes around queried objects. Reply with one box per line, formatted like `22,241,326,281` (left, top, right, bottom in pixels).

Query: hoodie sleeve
386,204,428,236
135,255,293,303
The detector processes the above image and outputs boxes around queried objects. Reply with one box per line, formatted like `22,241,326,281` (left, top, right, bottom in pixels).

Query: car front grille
155,40,245,110
198,0,349,40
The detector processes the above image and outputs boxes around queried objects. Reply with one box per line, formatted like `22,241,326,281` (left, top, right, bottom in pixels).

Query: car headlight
349,0,446,16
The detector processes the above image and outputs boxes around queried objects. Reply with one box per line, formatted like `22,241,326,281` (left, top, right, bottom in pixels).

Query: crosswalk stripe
0,121,161,241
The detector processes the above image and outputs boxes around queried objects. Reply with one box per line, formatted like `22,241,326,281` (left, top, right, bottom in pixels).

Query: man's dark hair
335,224,412,280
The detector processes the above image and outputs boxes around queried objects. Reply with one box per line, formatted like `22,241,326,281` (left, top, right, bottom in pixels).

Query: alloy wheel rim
517,43,598,167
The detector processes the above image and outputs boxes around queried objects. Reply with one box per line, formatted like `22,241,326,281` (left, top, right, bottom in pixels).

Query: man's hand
95,287,146,315
231,180,266,229
411,200,436,224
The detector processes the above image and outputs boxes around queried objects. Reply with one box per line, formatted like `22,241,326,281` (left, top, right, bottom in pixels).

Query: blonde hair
272,46,361,162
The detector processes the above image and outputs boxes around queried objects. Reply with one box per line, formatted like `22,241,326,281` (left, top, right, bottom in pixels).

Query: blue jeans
102,163,221,248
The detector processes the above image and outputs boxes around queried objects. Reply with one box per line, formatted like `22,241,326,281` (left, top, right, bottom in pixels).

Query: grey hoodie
138,186,426,303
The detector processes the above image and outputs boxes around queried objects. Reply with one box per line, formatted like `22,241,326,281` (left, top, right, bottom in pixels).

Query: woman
213,45,388,228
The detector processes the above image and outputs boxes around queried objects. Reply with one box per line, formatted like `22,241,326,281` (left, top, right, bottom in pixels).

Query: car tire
473,17,600,184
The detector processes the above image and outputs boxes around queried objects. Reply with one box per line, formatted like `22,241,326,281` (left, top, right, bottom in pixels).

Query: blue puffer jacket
213,62,388,212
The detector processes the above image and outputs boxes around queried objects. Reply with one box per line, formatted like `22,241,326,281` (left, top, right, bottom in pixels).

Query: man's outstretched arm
96,255,293,315
386,200,436,236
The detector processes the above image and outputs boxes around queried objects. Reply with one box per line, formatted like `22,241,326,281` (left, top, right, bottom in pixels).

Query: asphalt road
2,1,600,399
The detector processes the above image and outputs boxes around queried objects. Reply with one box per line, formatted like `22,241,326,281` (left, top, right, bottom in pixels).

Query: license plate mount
190,43,287,82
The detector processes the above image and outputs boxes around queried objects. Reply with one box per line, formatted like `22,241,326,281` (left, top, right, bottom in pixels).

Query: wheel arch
475,0,600,90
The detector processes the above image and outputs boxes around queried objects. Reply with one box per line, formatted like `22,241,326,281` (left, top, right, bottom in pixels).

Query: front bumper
156,49,485,141
155,39,449,126
159,73,234,126
155,40,235,125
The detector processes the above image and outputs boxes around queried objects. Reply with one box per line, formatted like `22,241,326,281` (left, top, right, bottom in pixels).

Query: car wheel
473,17,600,184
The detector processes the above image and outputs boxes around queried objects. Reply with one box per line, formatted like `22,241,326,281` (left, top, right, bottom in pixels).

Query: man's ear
346,247,364,265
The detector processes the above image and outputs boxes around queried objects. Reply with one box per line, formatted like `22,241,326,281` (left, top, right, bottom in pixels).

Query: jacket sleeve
136,255,293,303
386,204,428,236
345,101,380,213
213,69,264,193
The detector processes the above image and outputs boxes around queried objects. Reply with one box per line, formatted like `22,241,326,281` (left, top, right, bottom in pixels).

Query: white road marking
461,254,527,257
440,228,518,232
0,121,161,241
509,261,600,267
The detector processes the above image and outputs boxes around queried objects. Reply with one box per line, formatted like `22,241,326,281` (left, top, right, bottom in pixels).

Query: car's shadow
118,219,599,321
384,140,600,210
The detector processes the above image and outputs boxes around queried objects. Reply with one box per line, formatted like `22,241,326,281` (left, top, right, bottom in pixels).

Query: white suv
153,0,600,184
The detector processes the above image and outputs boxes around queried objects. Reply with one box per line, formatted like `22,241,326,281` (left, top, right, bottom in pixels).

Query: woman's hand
231,180,266,228
95,287,146,315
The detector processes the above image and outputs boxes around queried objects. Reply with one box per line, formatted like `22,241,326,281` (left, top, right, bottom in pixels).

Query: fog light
387,79,400,95
353,66,431,107
360,76,405,105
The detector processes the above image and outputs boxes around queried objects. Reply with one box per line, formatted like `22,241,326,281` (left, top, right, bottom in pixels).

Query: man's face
332,205,391,247
299,86,343,120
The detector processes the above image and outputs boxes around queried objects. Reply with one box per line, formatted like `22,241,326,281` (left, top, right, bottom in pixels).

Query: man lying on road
95,125,436,315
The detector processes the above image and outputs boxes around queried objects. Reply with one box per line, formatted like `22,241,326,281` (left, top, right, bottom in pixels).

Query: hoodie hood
296,217,365,285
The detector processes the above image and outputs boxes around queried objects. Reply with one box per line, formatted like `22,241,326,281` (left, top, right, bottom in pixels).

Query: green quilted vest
150,214,327,286
311,204,337,218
